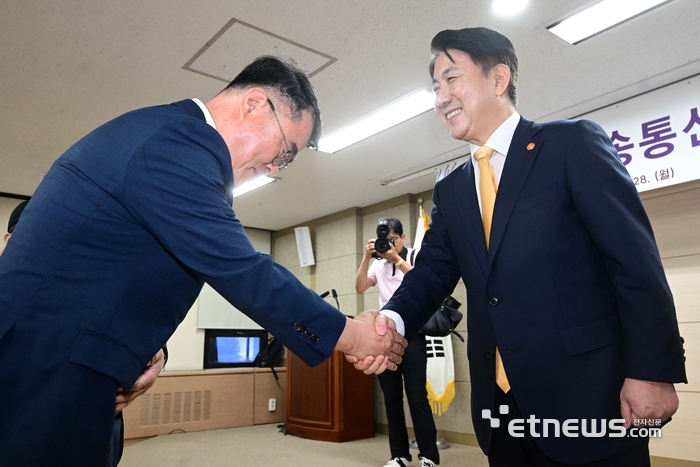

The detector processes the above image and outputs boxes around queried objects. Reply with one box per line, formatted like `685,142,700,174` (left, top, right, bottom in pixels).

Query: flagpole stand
409,435,451,450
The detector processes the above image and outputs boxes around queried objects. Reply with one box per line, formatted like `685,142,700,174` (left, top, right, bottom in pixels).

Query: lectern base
286,350,375,443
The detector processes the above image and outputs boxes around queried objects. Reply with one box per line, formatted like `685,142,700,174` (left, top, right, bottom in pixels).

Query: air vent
184,18,336,82
138,391,212,427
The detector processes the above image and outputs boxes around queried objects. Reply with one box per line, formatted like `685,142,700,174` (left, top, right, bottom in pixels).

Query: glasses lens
272,151,295,170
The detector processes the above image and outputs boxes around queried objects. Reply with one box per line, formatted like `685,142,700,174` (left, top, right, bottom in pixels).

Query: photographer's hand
356,239,378,293
364,239,376,258
379,242,401,264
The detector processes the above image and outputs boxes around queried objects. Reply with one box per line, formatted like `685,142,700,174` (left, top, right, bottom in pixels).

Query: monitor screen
203,329,269,369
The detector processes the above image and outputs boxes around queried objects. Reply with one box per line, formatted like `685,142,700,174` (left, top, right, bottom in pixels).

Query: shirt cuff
379,310,405,336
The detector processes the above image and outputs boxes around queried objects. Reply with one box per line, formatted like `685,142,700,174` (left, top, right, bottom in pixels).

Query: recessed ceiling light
318,89,434,153
547,0,672,45
233,175,275,198
493,0,528,16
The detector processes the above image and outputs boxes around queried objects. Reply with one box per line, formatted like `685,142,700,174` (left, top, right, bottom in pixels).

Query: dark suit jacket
385,116,686,463
0,99,345,466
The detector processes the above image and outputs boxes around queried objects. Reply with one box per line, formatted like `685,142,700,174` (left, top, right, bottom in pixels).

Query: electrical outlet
268,398,276,411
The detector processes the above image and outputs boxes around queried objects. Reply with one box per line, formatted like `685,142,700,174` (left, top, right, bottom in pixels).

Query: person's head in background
2,199,29,256
379,218,406,255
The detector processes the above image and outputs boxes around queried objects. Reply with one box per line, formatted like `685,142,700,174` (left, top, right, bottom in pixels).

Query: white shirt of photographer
367,247,416,309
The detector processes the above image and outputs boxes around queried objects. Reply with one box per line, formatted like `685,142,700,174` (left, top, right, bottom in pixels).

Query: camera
372,218,392,259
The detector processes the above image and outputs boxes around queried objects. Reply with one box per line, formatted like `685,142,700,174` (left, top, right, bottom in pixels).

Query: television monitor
203,329,269,369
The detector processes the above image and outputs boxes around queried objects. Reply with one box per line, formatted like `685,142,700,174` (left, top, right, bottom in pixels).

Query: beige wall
641,180,700,462
165,299,204,371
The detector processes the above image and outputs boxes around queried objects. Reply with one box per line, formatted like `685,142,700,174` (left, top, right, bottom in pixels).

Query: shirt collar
191,98,217,130
469,111,520,157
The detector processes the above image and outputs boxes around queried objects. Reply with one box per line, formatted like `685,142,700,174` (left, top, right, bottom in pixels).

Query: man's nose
265,164,279,176
434,88,451,110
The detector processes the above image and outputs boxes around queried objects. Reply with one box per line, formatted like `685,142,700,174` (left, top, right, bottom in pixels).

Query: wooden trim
360,194,414,216
272,191,435,240
160,368,258,377
639,178,700,201
651,457,700,467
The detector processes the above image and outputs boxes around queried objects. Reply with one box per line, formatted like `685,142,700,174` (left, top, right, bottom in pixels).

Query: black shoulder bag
420,296,464,341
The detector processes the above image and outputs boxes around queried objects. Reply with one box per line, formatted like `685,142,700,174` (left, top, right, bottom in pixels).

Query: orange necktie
473,147,511,393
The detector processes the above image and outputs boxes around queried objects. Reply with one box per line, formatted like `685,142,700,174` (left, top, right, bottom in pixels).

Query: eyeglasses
267,99,297,171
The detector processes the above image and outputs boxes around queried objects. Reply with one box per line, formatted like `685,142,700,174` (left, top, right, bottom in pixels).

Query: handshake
334,311,408,374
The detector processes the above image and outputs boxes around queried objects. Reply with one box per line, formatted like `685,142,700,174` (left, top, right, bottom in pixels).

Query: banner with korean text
580,75,700,192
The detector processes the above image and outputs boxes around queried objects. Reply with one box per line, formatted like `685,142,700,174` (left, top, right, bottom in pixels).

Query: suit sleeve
121,118,345,366
565,119,686,383
383,180,463,340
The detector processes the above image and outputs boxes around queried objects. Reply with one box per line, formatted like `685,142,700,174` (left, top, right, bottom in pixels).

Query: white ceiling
1,0,699,230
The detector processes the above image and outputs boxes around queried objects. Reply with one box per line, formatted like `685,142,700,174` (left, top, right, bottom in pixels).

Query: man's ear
240,88,269,115
492,64,511,98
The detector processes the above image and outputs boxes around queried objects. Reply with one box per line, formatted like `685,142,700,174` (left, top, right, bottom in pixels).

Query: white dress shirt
192,98,217,130
470,111,520,212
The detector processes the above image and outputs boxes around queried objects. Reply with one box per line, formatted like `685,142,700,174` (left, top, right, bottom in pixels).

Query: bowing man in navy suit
2,200,164,467
355,28,686,466
0,56,406,467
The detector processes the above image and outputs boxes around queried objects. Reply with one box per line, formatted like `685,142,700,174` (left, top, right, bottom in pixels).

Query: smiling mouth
446,108,462,119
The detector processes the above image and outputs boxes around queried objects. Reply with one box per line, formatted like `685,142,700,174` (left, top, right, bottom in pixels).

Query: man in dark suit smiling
0,56,405,466
361,27,686,466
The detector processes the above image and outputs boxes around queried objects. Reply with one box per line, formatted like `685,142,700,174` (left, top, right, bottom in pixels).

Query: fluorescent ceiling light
233,175,275,198
493,0,528,16
547,0,672,45
318,89,434,153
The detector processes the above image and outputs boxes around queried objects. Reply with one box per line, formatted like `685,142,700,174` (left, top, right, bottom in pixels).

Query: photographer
355,218,439,467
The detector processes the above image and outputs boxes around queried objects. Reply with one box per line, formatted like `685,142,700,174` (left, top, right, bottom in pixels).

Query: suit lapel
453,161,489,277
488,117,543,268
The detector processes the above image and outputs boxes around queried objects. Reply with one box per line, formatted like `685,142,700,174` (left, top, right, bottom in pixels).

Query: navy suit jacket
0,99,346,465
385,116,686,463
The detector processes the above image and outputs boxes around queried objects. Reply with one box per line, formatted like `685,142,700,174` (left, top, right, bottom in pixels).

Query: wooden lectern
285,349,375,442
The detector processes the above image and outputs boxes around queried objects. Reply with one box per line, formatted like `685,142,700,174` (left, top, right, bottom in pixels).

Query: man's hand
364,239,377,259
115,348,165,414
336,313,407,375
620,378,679,428
377,241,401,264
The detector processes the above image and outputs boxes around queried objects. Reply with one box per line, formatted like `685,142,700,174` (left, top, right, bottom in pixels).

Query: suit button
486,351,494,360
305,330,314,339
312,336,320,344
489,296,500,306
293,323,303,332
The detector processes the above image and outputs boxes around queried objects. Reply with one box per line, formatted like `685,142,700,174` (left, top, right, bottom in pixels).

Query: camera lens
374,237,391,254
